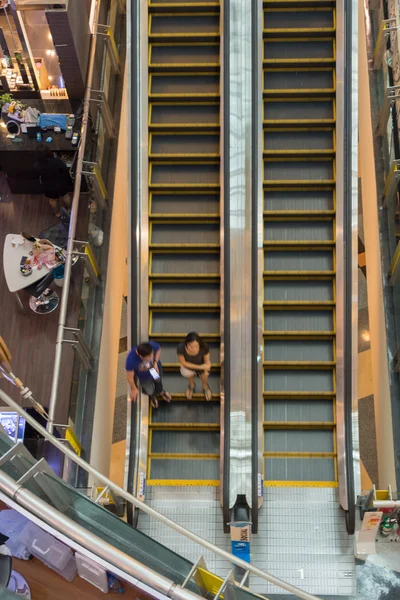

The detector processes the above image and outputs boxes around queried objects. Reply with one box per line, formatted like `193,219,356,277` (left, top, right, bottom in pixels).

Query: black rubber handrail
127,0,140,527
343,0,355,535
222,0,231,534
250,0,259,536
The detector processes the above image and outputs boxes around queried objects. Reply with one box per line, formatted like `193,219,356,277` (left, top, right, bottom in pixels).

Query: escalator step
264,457,335,482
151,251,220,275
264,369,334,394
152,401,220,424
264,129,334,153
264,189,334,212
264,279,334,302
151,192,220,215
150,103,220,128
263,9,334,31
161,370,220,394
150,133,220,156
149,458,219,481
151,430,220,454
153,340,220,364
151,310,220,335
264,429,334,452
150,73,219,96
151,222,220,245
264,68,335,94
149,14,220,37
151,162,220,186
264,159,334,183
150,43,220,66
264,399,334,422
264,39,334,63
263,99,334,122
264,220,334,242
264,249,334,272
264,339,334,362
151,281,220,305
263,309,334,332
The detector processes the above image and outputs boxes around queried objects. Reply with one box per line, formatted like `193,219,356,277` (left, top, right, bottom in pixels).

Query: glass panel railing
22,471,198,590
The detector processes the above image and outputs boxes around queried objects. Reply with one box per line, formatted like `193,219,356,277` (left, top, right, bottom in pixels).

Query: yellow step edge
263,150,334,156
263,361,335,367
263,451,335,458
261,394,335,401
150,273,221,279
263,272,335,280
264,28,335,35
150,303,221,308
147,479,219,486
264,210,335,217
149,243,220,249
264,179,336,186
263,240,334,246
149,424,220,430
149,453,219,459
264,89,334,95
263,302,335,308
263,421,335,429
264,481,338,488
150,123,220,129
263,391,335,397
161,363,220,369
264,6,334,11
150,213,220,218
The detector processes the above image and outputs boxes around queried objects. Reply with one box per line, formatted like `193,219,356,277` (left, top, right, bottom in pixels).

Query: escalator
147,1,222,487
262,2,338,487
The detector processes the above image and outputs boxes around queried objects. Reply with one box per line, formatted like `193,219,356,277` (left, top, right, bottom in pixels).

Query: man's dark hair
137,342,153,358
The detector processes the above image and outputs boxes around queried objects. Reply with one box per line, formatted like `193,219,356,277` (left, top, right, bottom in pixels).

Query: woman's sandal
203,385,212,401
159,390,171,403
185,385,195,400
151,397,158,409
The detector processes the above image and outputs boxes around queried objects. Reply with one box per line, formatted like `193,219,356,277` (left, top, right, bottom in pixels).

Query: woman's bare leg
200,371,212,400
185,375,195,400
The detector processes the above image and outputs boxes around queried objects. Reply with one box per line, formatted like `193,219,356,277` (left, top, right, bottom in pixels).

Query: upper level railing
46,0,125,439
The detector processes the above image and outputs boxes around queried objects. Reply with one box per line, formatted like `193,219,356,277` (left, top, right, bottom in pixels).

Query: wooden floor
0,173,86,425
13,556,153,600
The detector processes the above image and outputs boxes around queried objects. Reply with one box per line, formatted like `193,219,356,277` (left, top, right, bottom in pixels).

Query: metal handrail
47,0,102,433
0,388,322,600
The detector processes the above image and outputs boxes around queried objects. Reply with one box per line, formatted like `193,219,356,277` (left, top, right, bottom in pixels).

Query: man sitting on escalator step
126,341,171,408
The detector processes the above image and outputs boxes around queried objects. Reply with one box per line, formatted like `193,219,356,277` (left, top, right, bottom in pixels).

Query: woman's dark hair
184,332,209,352
137,342,153,357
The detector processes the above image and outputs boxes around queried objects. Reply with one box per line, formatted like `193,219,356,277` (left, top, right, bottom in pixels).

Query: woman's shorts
180,365,196,378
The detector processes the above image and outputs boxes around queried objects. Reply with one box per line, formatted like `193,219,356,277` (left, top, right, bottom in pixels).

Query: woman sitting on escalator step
126,341,171,408
177,332,212,401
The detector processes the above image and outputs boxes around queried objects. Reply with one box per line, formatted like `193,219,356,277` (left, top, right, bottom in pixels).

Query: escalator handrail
126,0,140,526
250,0,259,536
222,0,231,532
343,0,355,535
